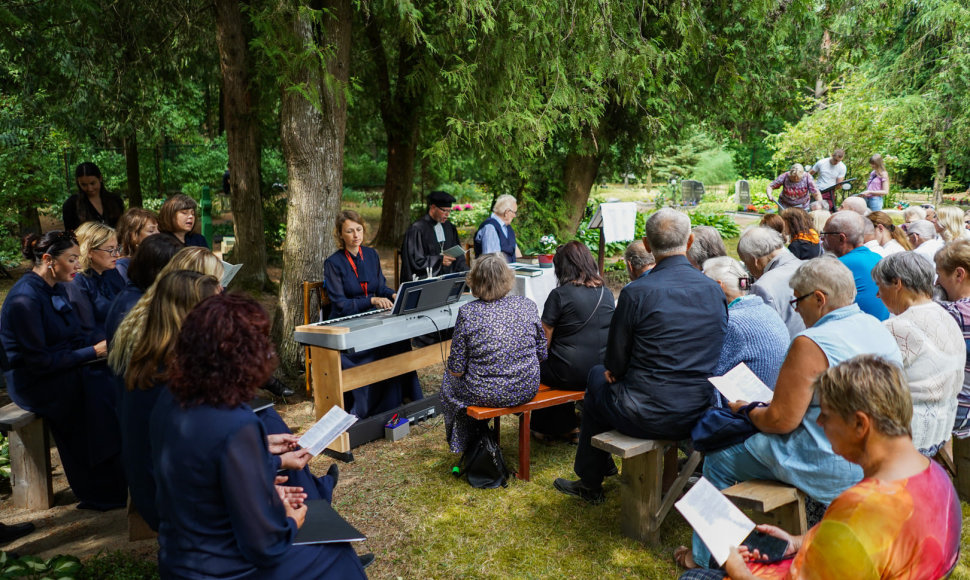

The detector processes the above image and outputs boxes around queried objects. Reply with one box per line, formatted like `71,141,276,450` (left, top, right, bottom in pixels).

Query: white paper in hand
298,406,358,456
708,362,774,404
674,477,755,566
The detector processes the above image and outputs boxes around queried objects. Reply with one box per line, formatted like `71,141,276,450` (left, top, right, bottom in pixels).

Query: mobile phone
741,530,790,563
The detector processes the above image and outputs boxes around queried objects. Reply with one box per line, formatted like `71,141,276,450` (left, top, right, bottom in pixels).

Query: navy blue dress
114,257,131,284
161,231,209,249
323,247,422,418
0,272,127,509
70,268,126,337
105,283,144,345
150,393,364,579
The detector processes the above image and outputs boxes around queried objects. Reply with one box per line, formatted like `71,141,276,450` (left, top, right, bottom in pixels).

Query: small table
510,267,557,316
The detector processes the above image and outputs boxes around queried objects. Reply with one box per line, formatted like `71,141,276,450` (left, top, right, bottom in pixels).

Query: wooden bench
950,436,970,501
591,430,701,544
723,480,808,536
466,385,585,482
0,403,53,510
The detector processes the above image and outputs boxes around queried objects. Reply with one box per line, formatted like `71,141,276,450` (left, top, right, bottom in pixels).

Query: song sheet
298,406,358,456
708,362,774,404
675,477,755,565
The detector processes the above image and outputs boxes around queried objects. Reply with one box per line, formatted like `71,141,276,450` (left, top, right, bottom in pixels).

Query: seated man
553,208,727,504
822,210,889,320
907,219,945,266
737,227,805,339
686,226,727,269
400,191,468,282
839,196,869,216
623,240,655,281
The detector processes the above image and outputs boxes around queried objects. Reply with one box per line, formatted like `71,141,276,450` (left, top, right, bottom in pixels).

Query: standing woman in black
0,232,127,510
530,241,615,441
62,162,126,231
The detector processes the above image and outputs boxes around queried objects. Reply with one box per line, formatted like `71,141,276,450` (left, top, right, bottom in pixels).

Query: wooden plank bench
591,430,701,545
0,402,53,510
723,480,808,536
466,384,584,482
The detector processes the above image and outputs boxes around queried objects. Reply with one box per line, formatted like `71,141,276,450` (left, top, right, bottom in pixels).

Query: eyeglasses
819,231,842,237
94,246,121,256
790,290,826,306
506,209,517,216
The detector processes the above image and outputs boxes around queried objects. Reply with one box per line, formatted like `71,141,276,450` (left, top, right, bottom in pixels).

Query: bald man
822,211,889,320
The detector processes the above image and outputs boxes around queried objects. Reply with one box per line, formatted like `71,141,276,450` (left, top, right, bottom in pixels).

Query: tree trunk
271,0,352,373
123,133,143,208
563,153,604,232
214,0,268,289
373,119,419,247
933,156,946,207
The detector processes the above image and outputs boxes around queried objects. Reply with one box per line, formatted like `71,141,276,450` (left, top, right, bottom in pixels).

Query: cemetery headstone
736,180,751,206
681,180,704,205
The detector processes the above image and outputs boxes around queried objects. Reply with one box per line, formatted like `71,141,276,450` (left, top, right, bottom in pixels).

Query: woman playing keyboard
323,210,422,418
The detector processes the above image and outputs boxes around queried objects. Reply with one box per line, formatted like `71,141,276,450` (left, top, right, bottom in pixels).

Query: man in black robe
400,191,469,282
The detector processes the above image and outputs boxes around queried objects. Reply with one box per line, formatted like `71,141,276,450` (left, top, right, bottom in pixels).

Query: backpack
455,421,512,488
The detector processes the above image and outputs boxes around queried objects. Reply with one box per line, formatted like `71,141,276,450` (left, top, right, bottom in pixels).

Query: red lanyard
344,249,368,297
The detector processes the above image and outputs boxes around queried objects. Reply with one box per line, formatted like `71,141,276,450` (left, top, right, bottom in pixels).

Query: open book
442,244,466,259
708,362,774,404
297,406,358,456
221,261,243,288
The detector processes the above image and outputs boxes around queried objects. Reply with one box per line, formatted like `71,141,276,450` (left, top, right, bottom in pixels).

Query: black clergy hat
427,190,456,209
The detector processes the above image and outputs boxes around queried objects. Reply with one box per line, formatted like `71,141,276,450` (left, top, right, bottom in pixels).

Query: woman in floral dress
441,253,547,453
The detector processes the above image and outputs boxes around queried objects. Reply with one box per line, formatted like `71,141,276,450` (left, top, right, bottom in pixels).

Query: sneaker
553,478,605,505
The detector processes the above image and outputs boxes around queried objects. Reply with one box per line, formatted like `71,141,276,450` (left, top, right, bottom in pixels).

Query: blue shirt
839,246,889,320
603,254,728,438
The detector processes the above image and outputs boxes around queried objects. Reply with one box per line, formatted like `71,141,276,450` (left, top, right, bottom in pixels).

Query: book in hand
221,261,243,288
292,500,366,545
297,406,358,456
441,244,466,259
674,477,789,565
708,362,774,404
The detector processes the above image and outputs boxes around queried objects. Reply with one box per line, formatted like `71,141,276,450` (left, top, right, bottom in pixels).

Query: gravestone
736,180,751,205
681,180,704,205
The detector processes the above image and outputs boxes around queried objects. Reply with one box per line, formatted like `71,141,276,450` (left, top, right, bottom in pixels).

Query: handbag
691,402,767,453
456,421,512,489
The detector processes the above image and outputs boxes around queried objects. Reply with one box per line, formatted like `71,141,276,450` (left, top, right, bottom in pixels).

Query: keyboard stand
307,339,452,454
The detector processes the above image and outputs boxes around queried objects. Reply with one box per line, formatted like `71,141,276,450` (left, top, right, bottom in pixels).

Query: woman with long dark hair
531,241,615,441
150,294,366,578
780,207,823,259
62,162,125,231
0,231,126,510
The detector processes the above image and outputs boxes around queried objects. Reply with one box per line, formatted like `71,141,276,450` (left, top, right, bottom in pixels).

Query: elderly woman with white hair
702,257,789,389
737,227,805,338
872,252,965,456
686,226,727,269
678,258,902,571
906,219,944,265
474,194,520,262
766,163,821,211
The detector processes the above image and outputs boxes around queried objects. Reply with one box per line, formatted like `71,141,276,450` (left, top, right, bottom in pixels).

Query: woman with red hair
150,294,365,579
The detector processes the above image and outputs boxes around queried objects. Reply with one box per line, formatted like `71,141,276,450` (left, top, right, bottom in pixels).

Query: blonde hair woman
767,163,821,210
862,154,890,212
109,247,224,375
73,221,125,333
936,205,968,242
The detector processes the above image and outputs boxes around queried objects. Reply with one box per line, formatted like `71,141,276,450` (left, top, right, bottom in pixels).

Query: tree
214,0,269,288
260,0,352,371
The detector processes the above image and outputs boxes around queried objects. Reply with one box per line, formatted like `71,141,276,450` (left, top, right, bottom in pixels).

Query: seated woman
122,270,223,530
104,234,183,343
681,356,961,580
701,257,789,389
114,208,159,282
71,222,126,335
937,205,970,242
936,240,970,441
0,232,126,510
872,252,965,456
441,253,547,453
866,211,911,256
758,213,785,238
323,210,421,419
531,242,615,441
679,258,902,570
780,208,822,259
687,226,728,269
158,194,208,248
150,294,365,579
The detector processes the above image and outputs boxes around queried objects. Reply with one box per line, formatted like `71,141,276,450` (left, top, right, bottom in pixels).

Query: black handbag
456,421,512,488
691,402,767,453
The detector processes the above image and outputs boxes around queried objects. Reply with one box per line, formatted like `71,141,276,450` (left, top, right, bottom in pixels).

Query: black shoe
0,522,35,545
553,478,605,505
359,553,375,569
327,463,339,487
264,377,295,398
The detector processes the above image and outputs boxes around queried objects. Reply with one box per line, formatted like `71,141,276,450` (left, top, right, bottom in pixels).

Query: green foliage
689,212,741,239
0,435,8,480
341,189,384,207
650,133,738,185
0,551,81,579
78,550,159,579
447,204,489,230
434,181,488,203
343,154,387,188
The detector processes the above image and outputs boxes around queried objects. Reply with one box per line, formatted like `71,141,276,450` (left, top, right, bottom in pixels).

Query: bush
0,552,81,579
689,212,740,239
343,153,387,187
79,551,158,579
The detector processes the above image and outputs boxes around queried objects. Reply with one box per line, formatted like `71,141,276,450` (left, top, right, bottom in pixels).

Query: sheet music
708,362,774,403
298,406,358,456
675,477,755,565
221,261,243,288
442,244,465,258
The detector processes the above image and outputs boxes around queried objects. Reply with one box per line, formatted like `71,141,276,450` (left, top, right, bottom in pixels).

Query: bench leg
953,437,970,501
493,416,500,445
516,411,531,481
620,447,663,545
9,420,53,510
